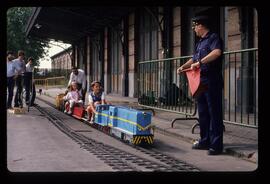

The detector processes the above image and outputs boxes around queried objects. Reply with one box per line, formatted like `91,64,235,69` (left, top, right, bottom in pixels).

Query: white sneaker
64,110,67,113
89,117,94,124
67,110,72,115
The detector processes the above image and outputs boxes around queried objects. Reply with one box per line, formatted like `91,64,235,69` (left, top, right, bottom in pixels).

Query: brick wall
172,7,181,57
227,7,241,51
51,52,72,70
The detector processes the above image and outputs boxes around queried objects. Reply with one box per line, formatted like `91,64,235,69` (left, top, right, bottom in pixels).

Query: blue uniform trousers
196,79,223,151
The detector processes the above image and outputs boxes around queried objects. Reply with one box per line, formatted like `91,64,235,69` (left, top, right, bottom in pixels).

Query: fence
34,76,66,89
34,68,71,79
223,48,258,128
138,55,198,131
138,48,258,129
33,68,71,89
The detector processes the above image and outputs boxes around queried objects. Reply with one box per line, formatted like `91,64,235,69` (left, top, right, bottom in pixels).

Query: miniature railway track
35,97,200,171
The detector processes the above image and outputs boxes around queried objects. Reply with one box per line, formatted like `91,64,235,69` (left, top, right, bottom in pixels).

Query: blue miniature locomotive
95,105,154,145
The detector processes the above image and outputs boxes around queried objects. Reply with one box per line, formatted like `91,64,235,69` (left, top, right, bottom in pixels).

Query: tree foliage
7,7,50,67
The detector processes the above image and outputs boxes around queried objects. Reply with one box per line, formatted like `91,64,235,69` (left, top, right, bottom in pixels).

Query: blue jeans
14,75,23,107
23,73,31,103
7,76,15,108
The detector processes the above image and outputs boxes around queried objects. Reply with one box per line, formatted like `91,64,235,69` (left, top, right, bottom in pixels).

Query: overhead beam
25,7,42,36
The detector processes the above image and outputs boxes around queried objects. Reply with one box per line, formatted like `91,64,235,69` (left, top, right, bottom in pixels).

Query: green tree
7,7,50,67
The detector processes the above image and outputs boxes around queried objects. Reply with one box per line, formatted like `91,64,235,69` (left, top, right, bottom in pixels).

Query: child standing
86,81,107,122
63,82,83,114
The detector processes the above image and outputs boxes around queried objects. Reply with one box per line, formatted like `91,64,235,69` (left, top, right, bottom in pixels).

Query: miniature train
56,94,154,145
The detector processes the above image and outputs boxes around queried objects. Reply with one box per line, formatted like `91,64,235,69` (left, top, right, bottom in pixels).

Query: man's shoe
192,141,209,150
207,148,222,155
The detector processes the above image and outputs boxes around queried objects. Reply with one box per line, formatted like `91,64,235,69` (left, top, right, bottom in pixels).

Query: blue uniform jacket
192,32,223,85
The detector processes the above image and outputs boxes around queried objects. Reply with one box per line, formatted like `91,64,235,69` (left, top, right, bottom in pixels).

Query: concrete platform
31,87,259,164
7,103,114,172
8,107,26,114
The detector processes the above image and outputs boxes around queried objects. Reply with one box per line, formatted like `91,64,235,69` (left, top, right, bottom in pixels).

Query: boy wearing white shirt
86,81,107,122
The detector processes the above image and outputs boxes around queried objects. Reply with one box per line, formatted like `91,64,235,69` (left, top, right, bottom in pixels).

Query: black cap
191,15,209,27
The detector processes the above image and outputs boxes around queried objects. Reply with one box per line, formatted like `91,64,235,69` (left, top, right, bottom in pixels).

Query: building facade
26,7,258,127
51,46,72,70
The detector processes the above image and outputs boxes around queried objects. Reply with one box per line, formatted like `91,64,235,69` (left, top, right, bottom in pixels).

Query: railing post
45,79,48,90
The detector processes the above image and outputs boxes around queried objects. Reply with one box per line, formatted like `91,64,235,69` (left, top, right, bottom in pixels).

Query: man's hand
177,66,184,74
191,62,200,70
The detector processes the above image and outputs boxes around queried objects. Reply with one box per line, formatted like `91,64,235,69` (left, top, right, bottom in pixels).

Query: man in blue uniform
177,15,224,155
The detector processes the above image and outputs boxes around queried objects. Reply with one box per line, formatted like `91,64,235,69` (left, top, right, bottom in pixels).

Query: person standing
68,66,87,103
177,15,224,155
13,50,26,108
24,57,36,106
6,51,20,109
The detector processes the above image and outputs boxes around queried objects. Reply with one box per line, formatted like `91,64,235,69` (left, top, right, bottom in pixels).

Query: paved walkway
34,87,258,163
7,101,114,172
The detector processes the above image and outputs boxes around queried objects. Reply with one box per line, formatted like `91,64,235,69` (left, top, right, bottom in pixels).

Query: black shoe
207,148,223,155
192,141,209,150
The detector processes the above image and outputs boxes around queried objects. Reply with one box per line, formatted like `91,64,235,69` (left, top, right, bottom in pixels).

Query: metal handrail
138,48,258,64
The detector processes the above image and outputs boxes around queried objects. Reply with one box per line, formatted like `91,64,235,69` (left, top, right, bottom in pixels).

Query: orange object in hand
181,68,208,97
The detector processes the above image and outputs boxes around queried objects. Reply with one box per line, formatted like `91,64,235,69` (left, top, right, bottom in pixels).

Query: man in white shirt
68,66,87,103
23,57,36,106
7,51,20,109
13,50,26,108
